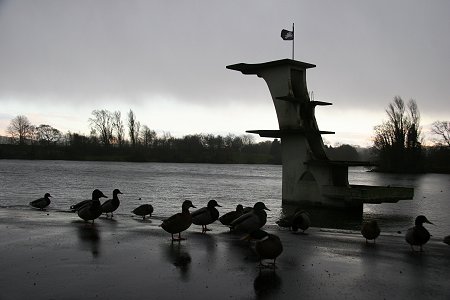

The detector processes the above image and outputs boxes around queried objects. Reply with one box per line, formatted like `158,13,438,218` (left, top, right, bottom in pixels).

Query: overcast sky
1,0,449,146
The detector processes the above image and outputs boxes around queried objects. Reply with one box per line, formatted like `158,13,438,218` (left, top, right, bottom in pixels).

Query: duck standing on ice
77,189,108,223
405,215,433,252
101,189,123,218
230,202,269,233
219,204,244,226
361,220,381,244
191,199,222,233
30,193,52,210
161,200,196,241
132,204,154,220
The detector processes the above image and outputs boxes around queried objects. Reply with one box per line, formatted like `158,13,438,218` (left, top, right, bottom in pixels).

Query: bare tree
241,134,255,146
406,99,422,149
35,124,62,145
431,121,450,146
373,96,423,171
385,96,407,151
112,111,125,146
127,109,140,147
7,115,34,145
157,131,174,149
141,125,156,148
89,109,114,146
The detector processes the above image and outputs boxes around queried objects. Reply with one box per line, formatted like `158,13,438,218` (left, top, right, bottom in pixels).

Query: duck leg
201,225,211,233
172,232,186,241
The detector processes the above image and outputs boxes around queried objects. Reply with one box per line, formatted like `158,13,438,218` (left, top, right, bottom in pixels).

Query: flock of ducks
29,190,448,268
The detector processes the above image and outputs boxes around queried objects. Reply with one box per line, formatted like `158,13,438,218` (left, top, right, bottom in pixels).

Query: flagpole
292,23,295,60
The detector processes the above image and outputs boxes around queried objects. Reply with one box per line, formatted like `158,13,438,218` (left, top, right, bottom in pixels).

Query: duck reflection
162,242,191,281
253,270,282,298
76,223,101,258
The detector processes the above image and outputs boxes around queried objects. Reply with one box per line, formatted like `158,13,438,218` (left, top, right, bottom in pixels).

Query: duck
276,207,304,229
219,204,244,226
191,199,222,233
247,229,283,268
443,236,450,245
101,189,123,218
29,193,52,210
405,215,433,252
278,209,311,233
275,211,296,229
161,200,196,241
77,189,108,223
70,199,91,211
230,202,269,233
132,204,154,220
291,210,311,233
361,220,381,244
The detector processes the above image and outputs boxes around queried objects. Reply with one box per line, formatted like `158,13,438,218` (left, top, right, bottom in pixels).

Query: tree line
2,103,449,173
2,109,273,163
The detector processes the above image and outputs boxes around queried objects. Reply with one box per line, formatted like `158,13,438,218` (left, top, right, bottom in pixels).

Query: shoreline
1,208,449,299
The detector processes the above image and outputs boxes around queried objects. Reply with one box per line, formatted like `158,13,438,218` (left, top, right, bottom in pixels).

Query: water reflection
253,270,282,298
75,223,101,257
162,242,191,281
190,232,218,256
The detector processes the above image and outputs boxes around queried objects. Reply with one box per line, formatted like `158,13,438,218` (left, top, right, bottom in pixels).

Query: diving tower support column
227,59,413,209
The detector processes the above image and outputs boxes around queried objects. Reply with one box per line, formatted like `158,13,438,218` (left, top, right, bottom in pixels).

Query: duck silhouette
276,208,299,229
219,204,244,226
247,229,283,268
161,200,196,241
191,199,222,233
101,189,122,218
405,215,433,252
29,193,52,210
276,208,310,233
361,220,380,244
443,236,450,245
132,204,154,220
77,189,108,223
230,202,269,233
70,199,91,211
291,210,311,233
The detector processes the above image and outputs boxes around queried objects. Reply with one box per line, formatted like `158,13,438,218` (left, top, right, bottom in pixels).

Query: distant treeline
3,106,449,173
1,133,448,173
0,132,367,165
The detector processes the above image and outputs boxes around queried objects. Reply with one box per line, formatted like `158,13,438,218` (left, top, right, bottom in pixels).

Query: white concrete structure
227,59,413,210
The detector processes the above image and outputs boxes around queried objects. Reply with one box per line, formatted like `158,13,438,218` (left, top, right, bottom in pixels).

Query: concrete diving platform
323,185,415,205
227,58,414,211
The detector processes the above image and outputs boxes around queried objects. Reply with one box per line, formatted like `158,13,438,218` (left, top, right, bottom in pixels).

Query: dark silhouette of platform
227,59,413,209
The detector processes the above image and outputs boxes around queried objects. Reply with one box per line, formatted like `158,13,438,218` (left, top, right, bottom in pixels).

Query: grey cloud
0,0,449,116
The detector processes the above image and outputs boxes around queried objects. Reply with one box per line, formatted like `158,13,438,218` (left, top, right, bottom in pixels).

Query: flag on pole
281,29,294,40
